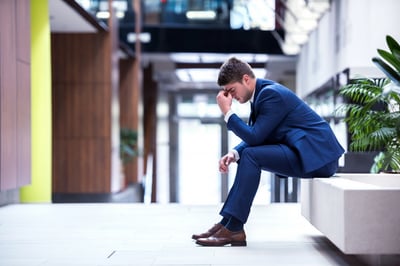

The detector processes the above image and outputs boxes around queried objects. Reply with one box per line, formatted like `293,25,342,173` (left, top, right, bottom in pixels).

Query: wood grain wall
0,0,31,191
51,33,115,193
119,58,139,184
142,64,158,202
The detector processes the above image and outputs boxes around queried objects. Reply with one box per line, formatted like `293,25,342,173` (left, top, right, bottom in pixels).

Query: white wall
297,0,400,98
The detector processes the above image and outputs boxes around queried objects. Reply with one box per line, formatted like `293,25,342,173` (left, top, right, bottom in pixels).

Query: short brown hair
217,57,255,86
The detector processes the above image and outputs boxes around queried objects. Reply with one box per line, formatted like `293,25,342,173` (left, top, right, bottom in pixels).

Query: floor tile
0,203,370,266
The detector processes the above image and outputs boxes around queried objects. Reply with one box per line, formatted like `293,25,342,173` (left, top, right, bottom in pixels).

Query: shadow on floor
52,183,143,203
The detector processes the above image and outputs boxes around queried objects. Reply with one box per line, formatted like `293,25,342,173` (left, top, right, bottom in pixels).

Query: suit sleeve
233,141,248,156
227,87,291,146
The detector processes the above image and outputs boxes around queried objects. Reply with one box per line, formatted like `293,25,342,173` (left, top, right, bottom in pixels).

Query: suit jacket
227,79,344,173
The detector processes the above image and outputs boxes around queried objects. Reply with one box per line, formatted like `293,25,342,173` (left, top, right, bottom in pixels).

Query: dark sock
225,216,243,232
220,217,229,226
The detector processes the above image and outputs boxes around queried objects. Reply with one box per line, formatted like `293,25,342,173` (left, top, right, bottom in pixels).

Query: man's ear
242,74,250,85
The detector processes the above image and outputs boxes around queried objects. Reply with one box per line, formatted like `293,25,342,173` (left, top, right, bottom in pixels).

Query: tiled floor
0,203,367,266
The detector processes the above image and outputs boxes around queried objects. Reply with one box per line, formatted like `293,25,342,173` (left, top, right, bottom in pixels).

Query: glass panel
143,0,275,30
177,94,221,118
74,0,276,29
178,119,221,204
176,92,271,204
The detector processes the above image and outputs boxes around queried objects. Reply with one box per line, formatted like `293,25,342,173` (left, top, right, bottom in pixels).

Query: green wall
20,0,52,202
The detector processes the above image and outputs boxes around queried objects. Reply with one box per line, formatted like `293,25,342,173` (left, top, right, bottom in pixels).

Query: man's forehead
222,82,237,91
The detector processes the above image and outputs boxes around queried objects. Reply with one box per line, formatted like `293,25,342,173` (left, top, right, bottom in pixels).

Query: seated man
193,57,344,247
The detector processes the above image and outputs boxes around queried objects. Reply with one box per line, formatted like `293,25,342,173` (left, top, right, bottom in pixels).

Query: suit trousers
220,144,338,224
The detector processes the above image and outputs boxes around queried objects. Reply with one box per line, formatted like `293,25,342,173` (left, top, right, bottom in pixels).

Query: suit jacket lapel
249,102,255,125
249,79,263,125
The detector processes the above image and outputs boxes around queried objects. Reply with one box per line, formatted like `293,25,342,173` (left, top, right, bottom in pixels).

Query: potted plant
120,127,138,164
337,35,400,173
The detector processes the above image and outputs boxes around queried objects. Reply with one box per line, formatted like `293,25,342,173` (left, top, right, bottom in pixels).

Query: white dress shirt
223,89,256,161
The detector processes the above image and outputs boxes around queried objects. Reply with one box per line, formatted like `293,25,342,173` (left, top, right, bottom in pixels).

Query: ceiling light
186,10,216,20
170,53,201,63
116,11,125,19
127,32,151,43
286,32,309,45
281,43,301,55
297,18,318,32
175,68,266,83
176,69,220,83
96,11,109,19
307,0,331,14
170,53,268,66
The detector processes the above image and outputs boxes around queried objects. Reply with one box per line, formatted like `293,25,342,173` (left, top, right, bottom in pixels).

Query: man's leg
194,145,302,246
220,144,302,224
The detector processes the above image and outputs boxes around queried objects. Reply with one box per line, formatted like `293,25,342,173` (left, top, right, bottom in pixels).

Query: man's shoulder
256,79,301,107
257,79,292,96
256,78,277,88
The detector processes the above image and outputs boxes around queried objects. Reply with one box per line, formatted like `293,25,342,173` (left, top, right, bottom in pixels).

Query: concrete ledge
301,173,400,254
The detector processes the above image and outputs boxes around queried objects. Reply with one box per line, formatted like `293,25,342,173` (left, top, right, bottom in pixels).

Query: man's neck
250,89,255,103
250,79,257,102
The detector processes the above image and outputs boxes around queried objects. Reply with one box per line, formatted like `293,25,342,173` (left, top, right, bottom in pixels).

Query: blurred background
0,0,398,206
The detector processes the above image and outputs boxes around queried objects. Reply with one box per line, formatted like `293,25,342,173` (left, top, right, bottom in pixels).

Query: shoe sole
195,240,247,247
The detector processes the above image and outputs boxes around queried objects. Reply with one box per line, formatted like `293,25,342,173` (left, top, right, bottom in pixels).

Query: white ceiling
49,0,97,33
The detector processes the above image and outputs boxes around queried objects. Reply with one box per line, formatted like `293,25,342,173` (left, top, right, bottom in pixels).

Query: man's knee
240,147,252,158
240,148,258,165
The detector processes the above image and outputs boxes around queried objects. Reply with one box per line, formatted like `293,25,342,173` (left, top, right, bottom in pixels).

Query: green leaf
120,128,138,163
372,57,400,86
386,35,400,55
377,49,400,73
392,48,400,63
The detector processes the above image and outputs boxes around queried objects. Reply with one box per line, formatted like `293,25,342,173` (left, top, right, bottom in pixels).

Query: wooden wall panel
0,0,17,190
52,33,115,194
17,62,31,186
53,82,110,138
16,0,30,63
0,0,31,191
16,0,31,187
51,34,110,84
119,58,138,184
142,64,157,201
53,138,111,193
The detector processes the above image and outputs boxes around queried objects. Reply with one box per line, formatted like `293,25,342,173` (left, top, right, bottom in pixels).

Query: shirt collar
250,87,256,103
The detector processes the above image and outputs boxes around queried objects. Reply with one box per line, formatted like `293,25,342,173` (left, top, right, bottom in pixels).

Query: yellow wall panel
20,0,52,202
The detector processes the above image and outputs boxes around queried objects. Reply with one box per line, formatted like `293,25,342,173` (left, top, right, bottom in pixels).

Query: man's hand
219,152,236,173
216,90,232,115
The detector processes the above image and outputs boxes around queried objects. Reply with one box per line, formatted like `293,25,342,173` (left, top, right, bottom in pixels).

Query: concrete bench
300,173,400,254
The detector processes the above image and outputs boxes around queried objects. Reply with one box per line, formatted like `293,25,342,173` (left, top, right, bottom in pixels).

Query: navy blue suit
220,79,344,223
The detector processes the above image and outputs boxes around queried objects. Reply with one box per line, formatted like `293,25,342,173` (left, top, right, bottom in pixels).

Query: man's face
222,75,253,104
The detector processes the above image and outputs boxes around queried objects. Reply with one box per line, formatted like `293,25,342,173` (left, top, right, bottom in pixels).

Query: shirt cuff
231,149,240,161
224,110,234,123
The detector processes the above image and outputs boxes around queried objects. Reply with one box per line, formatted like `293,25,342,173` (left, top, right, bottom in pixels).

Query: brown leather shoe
192,223,223,240
195,227,246,246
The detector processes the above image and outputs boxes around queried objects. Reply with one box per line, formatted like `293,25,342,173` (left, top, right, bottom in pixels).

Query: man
193,57,344,247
